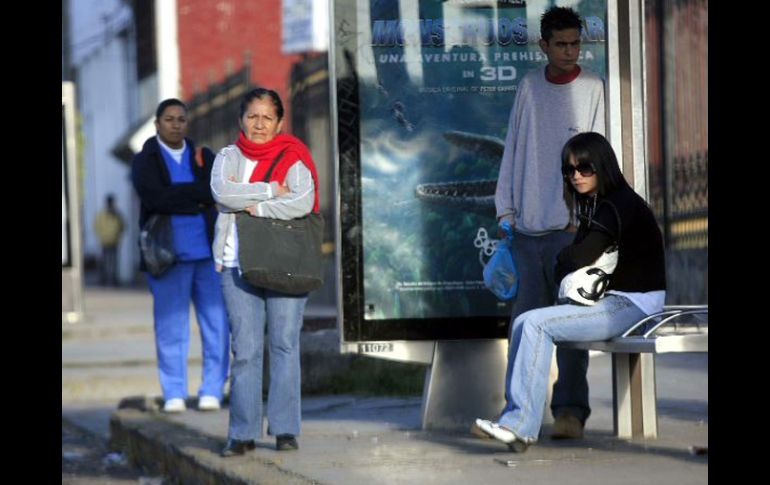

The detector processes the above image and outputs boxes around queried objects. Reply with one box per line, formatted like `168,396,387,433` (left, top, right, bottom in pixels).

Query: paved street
62,287,171,483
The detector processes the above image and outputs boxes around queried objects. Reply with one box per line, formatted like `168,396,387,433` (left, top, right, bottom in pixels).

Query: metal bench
558,305,708,439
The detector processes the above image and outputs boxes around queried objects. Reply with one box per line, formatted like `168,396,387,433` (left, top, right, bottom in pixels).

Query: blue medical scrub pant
147,259,230,400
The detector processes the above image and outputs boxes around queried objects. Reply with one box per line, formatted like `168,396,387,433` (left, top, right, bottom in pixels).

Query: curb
110,407,323,485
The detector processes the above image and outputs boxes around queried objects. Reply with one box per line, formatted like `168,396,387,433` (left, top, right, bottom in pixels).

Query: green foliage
307,357,425,396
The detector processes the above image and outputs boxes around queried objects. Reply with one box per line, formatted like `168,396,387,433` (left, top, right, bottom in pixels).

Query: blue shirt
159,145,211,261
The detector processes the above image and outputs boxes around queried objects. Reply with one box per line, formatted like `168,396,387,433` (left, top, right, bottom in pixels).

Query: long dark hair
562,132,630,223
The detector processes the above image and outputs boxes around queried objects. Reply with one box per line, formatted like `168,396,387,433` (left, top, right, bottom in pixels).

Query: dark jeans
100,245,118,286
503,230,591,425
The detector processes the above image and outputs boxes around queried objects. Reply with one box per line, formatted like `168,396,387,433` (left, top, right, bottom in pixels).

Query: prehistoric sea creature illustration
414,130,504,216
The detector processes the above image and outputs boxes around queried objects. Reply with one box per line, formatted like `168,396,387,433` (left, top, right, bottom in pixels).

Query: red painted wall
177,0,302,131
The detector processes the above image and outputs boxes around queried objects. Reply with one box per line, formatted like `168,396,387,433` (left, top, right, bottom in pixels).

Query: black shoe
276,434,299,451
220,439,256,457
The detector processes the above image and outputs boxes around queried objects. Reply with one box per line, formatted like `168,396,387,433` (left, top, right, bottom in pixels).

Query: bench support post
612,353,633,438
639,353,658,438
612,352,658,439
421,340,508,431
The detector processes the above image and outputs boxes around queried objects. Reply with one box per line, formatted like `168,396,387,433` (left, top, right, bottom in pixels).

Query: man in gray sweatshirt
493,6,606,440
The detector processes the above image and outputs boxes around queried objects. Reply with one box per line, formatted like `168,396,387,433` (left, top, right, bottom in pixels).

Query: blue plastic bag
483,221,519,301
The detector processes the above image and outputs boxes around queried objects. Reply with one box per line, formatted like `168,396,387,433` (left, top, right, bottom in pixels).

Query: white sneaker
163,398,186,413
474,419,532,452
474,418,517,443
198,395,221,411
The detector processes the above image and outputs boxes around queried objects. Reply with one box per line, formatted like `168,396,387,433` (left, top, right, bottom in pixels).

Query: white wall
78,32,138,284
70,0,144,284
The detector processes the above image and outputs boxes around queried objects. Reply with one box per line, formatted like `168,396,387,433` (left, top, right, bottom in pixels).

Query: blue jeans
505,230,592,423
220,268,307,440
147,259,230,400
499,295,645,441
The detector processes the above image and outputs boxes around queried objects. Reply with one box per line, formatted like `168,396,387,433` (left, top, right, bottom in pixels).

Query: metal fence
646,0,708,302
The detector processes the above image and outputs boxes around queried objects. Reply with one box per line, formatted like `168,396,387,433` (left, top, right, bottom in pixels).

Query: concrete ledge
110,408,321,485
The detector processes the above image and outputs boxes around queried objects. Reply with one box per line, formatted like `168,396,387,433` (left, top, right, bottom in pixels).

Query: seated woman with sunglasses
475,132,666,451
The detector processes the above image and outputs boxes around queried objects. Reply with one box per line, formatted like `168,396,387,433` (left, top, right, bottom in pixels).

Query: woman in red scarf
210,88,320,456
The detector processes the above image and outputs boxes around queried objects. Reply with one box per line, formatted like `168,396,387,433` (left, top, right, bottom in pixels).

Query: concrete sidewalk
107,352,707,484
63,288,707,484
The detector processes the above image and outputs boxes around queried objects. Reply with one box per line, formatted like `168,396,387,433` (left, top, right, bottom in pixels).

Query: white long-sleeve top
210,144,315,268
494,66,606,235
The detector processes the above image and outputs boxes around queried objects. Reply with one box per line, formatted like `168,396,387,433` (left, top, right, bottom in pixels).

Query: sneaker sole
470,422,492,439
163,407,186,413
507,440,529,453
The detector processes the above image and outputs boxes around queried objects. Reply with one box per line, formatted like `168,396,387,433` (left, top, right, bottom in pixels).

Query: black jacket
131,136,217,271
555,185,666,293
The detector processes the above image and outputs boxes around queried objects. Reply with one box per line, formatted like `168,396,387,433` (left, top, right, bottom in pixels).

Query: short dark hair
155,98,187,120
541,6,582,42
562,132,629,200
239,88,284,121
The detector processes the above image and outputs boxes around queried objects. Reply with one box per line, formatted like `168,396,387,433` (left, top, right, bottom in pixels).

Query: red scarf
236,131,320,213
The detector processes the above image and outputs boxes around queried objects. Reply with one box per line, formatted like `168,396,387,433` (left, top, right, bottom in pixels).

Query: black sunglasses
562,162,596,178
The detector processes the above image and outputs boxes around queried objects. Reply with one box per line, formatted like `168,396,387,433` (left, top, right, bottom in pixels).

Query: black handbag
139,214,176,277
236,151,324,295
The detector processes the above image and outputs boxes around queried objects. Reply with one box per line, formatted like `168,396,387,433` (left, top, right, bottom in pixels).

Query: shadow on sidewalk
415,426,709,465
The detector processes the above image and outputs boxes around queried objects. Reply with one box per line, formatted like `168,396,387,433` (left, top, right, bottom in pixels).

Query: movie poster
349,0,607,321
